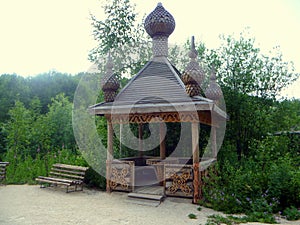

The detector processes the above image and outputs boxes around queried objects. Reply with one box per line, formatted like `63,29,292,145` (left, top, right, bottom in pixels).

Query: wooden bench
0,162,9,183
36,163,89,193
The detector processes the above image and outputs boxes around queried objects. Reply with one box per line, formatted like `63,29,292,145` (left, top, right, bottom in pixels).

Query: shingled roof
114,59,190,105
89,3,226,120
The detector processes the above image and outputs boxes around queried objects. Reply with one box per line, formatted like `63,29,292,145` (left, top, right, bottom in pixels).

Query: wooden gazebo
89,3,227,203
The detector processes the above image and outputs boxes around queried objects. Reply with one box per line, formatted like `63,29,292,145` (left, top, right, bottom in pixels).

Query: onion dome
182,36,205,97
144,3,175,38
205,68,222,102
101,53,120,102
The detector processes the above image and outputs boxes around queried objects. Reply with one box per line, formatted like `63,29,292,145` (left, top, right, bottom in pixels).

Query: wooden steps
127,185,165,207
128,192,164,201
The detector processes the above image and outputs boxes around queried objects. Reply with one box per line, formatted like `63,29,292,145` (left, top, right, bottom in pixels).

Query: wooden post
192,122,200,203
160,122,166,160
212,126,217,158
192,122,199,164
106,120,113,193
138,123,143,157
107,120,114,161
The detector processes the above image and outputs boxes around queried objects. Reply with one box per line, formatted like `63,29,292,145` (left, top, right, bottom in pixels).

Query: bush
282,206,300,221
201,135,300,220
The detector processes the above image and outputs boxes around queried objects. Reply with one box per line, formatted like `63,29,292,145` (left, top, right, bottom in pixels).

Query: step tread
128,192,164,201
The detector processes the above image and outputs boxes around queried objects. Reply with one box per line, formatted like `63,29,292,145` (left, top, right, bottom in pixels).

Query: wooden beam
212,126,217,158
107,121,114,161
106,120,113,193
138,123,143,157
160,123,166,160
192,122,199,164
193,162,200,204
192,122,200,204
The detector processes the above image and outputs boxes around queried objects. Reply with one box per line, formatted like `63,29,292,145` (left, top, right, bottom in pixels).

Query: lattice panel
146,158,179,185
107,160,134,192
164,164,194,198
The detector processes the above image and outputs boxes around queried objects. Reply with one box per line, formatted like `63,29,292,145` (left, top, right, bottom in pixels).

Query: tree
199,30,299,159
44,93,75,150
0,74,30,121
4,101,33,158
206,30,298,98
89,0,151,77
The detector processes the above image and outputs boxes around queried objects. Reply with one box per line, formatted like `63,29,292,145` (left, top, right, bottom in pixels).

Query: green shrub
188,213,197,219
282,206,300,221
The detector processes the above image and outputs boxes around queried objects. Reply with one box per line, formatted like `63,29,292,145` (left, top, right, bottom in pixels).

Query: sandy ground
0,185,299,225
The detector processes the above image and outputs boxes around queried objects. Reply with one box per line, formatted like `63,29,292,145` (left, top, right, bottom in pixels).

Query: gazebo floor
133,185,164,196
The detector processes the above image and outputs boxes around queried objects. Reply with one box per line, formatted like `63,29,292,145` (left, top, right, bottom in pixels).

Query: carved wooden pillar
212,126,217,158
192,122,199,163
106,119,114,193
107,120,114,161
192,122,200,203
160,122,166,160
138,123,143,157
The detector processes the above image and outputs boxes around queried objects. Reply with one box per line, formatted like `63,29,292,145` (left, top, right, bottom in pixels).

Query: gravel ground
0,185,298,225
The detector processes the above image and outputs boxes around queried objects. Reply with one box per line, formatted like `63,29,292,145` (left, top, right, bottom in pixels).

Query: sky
0,0,299,98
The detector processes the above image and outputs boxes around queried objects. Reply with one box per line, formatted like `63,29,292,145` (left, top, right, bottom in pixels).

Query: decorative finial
106,51,113,73
181,36,204,97
101,52,120,102
205,68,222,103
188,36,198,59
144,3,175,38
191,36,195,50
144,3,175,58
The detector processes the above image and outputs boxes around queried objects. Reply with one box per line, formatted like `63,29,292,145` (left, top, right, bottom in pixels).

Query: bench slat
37,176,74,184
51,168,86,176
53,163,88,172
35,178,72,186
49,172,84,180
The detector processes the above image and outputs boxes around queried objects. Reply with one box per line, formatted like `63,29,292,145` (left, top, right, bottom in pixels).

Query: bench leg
40,183,49,188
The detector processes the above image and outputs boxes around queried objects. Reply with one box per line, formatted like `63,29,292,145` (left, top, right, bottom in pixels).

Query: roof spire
101,52,120,102
144,3,175,58
205,67,222,104
181,36,204,97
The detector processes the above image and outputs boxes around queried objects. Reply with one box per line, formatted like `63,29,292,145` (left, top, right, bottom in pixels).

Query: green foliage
188,213,197,219
200,30,299,159
204,29,298,98
201,133,299,222
89,0,151,77
282,206,300,221
0,74,30,121
4,148,85,184
205,214,276,225
206,214,239,225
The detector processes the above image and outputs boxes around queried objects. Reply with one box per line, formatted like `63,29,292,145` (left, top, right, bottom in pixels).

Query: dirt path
0,185,298,225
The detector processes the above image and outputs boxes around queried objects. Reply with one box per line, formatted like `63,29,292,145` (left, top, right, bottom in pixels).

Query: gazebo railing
107,160,135,192
164,164,194,198
106,156,217,203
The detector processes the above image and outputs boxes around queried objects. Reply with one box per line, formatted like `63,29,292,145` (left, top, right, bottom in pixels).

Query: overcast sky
0,0,299,98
